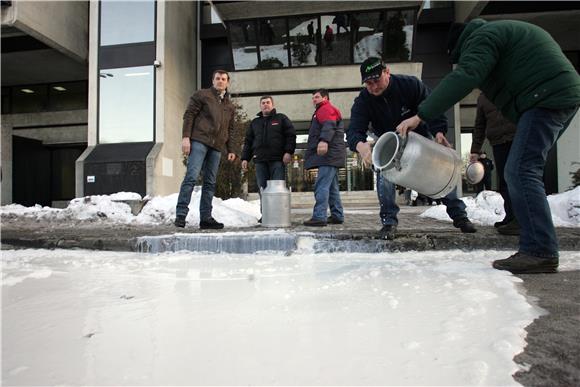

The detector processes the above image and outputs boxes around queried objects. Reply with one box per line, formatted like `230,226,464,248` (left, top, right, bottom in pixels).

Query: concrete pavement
1,205,579,386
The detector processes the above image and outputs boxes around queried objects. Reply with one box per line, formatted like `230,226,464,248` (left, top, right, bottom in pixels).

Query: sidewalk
2,206,579,252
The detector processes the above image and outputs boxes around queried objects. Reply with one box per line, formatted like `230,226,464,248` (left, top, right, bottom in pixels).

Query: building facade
1,1,578,206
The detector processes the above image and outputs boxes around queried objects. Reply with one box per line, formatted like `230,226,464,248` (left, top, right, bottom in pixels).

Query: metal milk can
371,131,461,199
261,180,291,227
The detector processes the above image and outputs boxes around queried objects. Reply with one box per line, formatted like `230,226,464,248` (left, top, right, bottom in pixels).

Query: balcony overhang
213,1,423,21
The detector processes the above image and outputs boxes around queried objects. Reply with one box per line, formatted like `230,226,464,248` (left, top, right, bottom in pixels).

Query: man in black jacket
241,96,296,220
347,57,476,240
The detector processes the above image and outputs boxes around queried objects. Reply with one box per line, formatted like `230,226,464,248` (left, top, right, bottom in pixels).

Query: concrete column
1,119,13,205
76,1,99,198
149,0,197,197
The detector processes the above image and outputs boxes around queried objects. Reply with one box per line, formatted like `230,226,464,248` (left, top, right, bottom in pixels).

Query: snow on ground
1,187,578,228
421,187,580,227
0,191,262,228
3,248,580,385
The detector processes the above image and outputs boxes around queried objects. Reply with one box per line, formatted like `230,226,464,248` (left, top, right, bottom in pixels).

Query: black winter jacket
347,74,448,151
241,109,296,162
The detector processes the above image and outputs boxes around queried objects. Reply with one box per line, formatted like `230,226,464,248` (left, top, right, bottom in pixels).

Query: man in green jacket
396,19,580,274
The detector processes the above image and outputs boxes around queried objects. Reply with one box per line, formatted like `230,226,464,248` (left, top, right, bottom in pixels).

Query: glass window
384,10,414,62
11,85,48,114
48,81,88,111
230,21,259,70
100,0,155,46
352,12,383,63
320,14,351,65
257,18,289,69
288,16,319,66
98,66,154,143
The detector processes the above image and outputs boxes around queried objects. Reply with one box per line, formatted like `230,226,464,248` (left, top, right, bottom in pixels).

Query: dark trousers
255,161,286,213
505,106,578,257
492,141,513,222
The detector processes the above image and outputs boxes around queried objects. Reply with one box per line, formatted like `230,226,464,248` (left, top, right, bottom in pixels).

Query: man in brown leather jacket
174,70,236,229
470,93,517,232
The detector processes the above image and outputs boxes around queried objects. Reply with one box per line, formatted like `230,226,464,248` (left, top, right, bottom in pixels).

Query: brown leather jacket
182,87,236,153
471,93,517,154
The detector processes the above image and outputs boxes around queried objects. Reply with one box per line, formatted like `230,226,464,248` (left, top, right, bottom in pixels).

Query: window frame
226,6,419,72
97,0,157,144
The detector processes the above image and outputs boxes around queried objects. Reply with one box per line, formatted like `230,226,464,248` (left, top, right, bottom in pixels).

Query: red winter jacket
304,100,346,169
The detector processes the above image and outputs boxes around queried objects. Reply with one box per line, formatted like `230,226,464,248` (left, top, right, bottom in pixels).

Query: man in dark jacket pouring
397,19,580,273
303,89,346,226
347,57,476,240
241,96,296,220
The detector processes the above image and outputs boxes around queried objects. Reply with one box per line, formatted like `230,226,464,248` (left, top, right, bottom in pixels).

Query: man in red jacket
303,89,346,226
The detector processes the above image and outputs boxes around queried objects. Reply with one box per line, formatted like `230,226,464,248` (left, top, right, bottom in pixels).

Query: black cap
360,57,386,83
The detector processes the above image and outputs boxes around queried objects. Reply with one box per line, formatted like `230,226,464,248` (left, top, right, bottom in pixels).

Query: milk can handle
393,133,408,171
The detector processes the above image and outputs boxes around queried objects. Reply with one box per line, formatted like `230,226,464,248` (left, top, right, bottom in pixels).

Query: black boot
303,218,327,227
492,252,558,274
494,217,512,228
327,216,344,224
174,216,186,228
378,225,397,240
200,217,224,229
453,217,476,233
497,219,520,235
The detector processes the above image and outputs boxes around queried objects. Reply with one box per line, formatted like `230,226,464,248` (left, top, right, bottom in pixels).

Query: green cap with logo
360,57,386,83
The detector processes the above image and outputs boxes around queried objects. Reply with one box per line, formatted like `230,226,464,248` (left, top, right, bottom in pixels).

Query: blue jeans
255,161,286,191
376,172,467,226
176,140,222,220
312,166,344,221
505,106,578,258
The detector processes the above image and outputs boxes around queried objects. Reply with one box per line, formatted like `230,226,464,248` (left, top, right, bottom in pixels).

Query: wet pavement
1,205,579,386
2,207,579,252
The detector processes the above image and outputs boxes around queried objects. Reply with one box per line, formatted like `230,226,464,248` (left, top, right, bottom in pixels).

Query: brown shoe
492,252,558,274
303,218,327,227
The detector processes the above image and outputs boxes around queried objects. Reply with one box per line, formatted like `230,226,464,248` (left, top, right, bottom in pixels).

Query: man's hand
469,153,479,163
317,141,328,156
241,160,248,171
182,137,191,155
396,115,422,137
282,153,292,164
227,153,236,162
356,141,372,168
435,132,452,148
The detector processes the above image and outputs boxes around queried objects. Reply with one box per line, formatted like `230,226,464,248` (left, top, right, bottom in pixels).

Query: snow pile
3,187,578,228
1,191,261,227
421,187,580,227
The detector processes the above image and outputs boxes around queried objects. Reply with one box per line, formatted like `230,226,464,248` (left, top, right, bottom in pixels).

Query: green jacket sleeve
418,32,502,121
